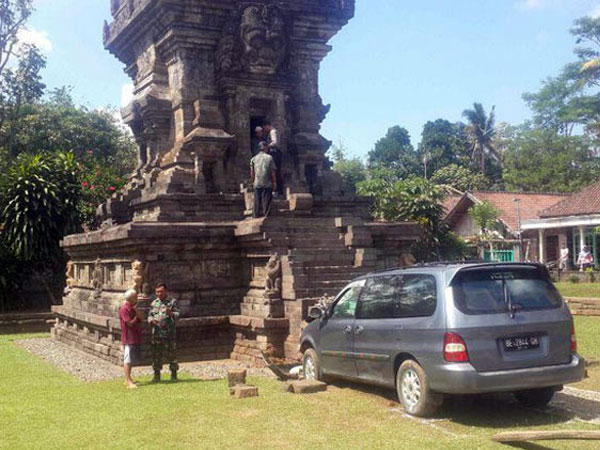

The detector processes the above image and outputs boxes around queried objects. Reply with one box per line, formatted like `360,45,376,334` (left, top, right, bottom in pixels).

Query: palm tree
462,103,502,174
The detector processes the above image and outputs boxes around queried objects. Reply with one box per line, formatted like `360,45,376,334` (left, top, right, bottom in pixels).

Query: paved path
16,338,274,382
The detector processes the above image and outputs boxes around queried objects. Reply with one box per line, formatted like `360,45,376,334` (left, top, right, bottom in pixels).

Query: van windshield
451,266,563,315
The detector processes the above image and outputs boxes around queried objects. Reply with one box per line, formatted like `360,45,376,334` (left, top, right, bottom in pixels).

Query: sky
21,0,600,159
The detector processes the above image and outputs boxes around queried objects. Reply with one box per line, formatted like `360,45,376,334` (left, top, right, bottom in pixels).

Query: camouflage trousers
151,336,179,373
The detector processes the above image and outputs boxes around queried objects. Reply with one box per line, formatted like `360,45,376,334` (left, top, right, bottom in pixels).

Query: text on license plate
503,336,540,351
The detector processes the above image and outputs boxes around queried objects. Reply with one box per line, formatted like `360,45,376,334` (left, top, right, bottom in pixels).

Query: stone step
289,253,355,264
264,218,337,228
306,272,360,282
268,237,347,249
303,264,367,273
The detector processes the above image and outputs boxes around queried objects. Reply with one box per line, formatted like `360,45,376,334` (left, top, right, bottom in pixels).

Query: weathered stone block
227,369,247,387
290,380,327,394
230,384,259,399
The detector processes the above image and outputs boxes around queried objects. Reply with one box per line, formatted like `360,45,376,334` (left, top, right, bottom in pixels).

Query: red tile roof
443,191,566,232
442,194,463,215
539,181,600,218
471,192,566,230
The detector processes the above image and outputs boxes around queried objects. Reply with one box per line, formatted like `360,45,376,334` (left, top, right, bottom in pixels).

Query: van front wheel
396,360,442,417
514,387,556,408
302,348,323,382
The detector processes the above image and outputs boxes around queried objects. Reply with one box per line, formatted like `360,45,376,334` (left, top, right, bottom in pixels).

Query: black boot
170,371,178,382
151,371,161,383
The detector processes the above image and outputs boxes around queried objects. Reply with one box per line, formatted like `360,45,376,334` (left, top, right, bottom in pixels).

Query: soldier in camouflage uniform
147,283,180,382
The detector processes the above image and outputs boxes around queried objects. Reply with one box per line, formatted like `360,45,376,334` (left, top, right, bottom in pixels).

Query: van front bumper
429,354,585,394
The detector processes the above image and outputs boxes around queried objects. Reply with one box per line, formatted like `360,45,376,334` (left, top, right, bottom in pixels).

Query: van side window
330,285,361,318
398,274,437,317
357,275,401,319
357,274,437,319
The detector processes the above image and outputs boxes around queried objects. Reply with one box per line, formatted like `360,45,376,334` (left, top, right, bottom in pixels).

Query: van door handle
355,326,364,335
343,325,352,334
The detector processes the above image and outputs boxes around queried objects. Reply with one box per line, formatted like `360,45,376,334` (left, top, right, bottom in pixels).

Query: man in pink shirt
119,289,143,389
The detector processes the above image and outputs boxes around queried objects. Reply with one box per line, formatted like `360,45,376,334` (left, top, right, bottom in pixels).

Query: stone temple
52,0,419,365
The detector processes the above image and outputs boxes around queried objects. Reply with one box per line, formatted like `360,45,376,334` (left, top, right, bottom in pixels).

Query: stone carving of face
240,5,286,75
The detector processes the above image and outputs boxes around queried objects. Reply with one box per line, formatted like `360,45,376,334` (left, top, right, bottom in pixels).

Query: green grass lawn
555,282,600,298
2,333,600,449
573,316,600,391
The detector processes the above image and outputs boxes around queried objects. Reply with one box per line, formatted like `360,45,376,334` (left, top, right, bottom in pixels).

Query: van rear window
451,266,562,315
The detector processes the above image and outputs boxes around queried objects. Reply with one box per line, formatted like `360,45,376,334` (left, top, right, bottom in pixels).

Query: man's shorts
123,345,141,365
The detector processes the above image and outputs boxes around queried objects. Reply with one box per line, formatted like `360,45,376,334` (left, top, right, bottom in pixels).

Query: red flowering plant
76,149,128,226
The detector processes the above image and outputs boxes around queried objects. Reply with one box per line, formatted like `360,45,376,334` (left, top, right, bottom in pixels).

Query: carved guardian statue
265,254,282,294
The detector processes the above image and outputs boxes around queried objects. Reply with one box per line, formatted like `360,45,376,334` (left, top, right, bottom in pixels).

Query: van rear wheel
396,360,442,417
514,387,556,408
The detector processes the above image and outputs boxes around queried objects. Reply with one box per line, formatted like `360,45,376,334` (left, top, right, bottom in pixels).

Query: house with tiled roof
443,190,567,262
522,180,600,267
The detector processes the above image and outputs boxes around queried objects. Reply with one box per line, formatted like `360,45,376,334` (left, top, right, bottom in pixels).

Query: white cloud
517,0,544,10
590,4,600,17
17,28,52,53
515,0,564,11
121,83,134,108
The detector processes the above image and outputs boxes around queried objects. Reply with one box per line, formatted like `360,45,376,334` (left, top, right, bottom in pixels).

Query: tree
417,119,470,177
328,137,347,163
0,0,33,78
573,16,600,87
0,44,46,157
333,158,367,194
462,103,502,174
522,64,583,137
502,126,600,193
4,89,136,224
468,200,502,254
367,126,420,178
431,164,489,192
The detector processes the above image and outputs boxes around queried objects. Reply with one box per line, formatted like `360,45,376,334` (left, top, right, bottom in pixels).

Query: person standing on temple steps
251,141,277,218
264,120,283,196
148,283,180,382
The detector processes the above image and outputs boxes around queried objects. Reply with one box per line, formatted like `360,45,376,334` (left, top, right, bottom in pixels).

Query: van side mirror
308,306,324,320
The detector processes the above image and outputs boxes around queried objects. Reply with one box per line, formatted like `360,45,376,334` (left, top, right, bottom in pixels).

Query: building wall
453,212,476,238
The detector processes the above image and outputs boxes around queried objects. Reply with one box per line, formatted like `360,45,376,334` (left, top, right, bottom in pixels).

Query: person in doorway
119,289,143,389
252,126,265,156
250,141,277,218
263,120,283,195
148,283,180,382
577,246,594,271
559,244,570,271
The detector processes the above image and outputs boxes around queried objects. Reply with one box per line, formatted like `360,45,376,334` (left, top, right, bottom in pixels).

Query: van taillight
571,323,577,353
444,332,469,363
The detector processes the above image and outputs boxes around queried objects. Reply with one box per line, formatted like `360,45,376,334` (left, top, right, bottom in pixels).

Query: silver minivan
300,263,585,417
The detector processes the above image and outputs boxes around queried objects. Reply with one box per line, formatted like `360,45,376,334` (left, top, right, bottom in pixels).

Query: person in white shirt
264,120,283,195
559,244,569,271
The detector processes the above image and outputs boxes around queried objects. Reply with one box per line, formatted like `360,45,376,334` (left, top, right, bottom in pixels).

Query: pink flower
109,186,116,192
82,181,89,187
90,185,96,190
88,150,94,156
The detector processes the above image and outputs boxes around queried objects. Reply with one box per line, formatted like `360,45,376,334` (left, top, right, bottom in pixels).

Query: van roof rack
366,260,489,276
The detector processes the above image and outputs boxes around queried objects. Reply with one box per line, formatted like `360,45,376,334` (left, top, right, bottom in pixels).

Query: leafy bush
0,152,80,262
357,173,465,261
0,152,81,307
569,275,581,284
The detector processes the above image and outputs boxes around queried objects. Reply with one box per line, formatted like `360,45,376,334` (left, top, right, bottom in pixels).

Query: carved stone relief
217,4,288,76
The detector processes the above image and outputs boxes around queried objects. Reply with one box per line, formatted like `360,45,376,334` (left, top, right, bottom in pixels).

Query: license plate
503,336,540,351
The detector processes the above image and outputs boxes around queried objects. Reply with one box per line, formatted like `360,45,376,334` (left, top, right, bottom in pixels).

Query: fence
484,250,515,263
